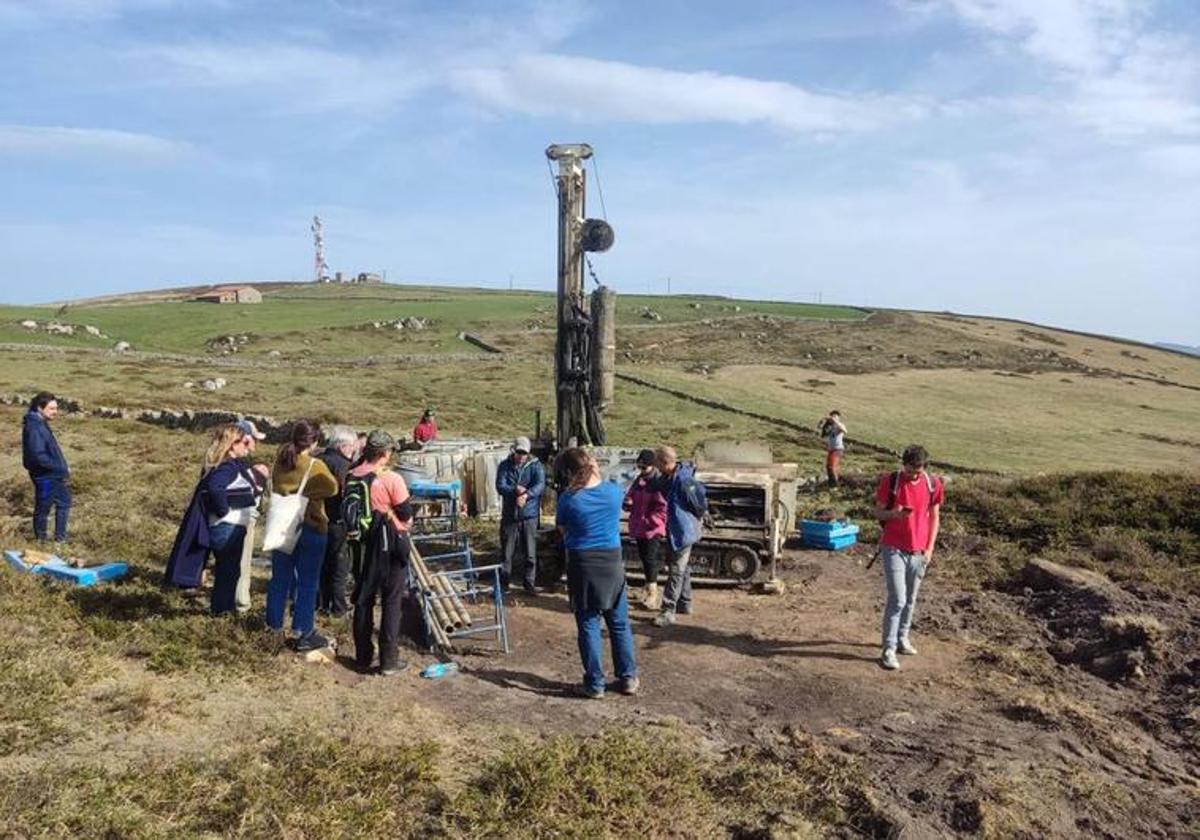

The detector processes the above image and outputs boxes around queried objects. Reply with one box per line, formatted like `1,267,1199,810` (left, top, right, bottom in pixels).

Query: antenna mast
311,215,329,282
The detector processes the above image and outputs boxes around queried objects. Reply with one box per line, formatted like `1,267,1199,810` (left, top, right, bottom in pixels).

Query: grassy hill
1,282,1199,837
1,282,1195,475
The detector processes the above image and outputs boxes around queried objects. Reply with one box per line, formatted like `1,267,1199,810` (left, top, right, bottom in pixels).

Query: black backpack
341,471,377,543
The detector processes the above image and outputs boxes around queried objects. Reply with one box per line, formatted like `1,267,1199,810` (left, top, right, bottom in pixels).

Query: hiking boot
295,631,332,652
898,639,918,656
579,685,605,700
618,676,641,696
380,660,409,676
678,602,693,616
523,585,540,596
641,583,660,610
652,611,676,628
880,648,900,670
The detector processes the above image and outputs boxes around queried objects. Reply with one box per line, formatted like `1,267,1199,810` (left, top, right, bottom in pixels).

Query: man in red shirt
873,445,943,671
412,408,438,446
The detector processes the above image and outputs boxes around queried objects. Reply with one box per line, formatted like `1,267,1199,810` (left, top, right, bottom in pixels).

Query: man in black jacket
317,425,358,617
22,392,71,544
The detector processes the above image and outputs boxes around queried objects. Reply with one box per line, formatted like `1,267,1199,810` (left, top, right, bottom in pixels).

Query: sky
1,0,1197,345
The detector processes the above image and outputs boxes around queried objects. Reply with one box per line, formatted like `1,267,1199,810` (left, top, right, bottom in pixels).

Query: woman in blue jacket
201,424,265,615
555,447,638,699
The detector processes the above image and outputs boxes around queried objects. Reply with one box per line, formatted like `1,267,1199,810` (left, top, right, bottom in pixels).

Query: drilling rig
546,143,616,449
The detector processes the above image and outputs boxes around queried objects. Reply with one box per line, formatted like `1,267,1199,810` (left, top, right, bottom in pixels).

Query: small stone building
193,285,263,304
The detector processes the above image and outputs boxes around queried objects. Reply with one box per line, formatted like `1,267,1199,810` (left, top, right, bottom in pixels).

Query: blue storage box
4,550,128,586
408,478,462,498
798,520,859,550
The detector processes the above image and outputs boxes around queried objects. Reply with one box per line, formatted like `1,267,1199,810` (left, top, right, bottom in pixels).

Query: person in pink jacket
624,449,668,610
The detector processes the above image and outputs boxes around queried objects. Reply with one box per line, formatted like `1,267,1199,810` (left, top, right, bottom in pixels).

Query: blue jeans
660,544,693,614
575,587,637,694
266,524,327,635
208,522,247,616
31,475,71,542
881,546,926,651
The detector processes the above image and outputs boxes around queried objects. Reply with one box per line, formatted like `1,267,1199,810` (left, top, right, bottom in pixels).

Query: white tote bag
261,458,315,555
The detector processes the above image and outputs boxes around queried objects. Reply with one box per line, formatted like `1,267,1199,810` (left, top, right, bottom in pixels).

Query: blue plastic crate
408,478,462,498
800,519,859,539
803,533,858,551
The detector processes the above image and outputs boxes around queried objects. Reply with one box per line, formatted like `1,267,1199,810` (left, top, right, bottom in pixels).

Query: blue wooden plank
36,562,129,587
4,549,32,573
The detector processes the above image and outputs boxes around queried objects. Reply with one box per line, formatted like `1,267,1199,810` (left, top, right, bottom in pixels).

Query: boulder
84,325,103,337
113,341,131,353
20,320,37,329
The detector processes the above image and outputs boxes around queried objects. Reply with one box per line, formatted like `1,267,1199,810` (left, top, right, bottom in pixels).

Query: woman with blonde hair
555,447,639,699
201,424,265,615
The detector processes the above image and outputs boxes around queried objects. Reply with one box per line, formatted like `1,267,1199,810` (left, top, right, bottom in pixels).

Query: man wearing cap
495,436,545,594
412,408,438,446
347,430,414,675
233,419,269,613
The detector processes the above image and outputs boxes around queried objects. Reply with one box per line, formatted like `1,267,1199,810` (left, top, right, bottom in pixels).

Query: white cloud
0,125,193,160
141,43,430,113
915,0,1200,138
1141,144,1200,177
451,53,928,134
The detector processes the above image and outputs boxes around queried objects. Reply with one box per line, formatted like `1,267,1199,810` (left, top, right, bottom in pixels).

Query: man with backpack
651,445,708,628
874,445,943,671
345,430,414,675
317,425,358,617
22,392,71,544
495,436,545,595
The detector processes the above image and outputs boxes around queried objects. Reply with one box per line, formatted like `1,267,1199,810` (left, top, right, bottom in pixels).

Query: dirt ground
272,541,1196,838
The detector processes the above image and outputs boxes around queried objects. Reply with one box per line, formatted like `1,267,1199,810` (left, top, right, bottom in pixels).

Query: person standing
651,445,708,628
347,430,414,675
233,419,268,613
623,449,667,610
495,436,545,594
201,425,265,616
266,420,339,651
317,425,358,617
22,392,71,545
556,447,639,699
874,445,943,671
818,410,847,487
412,408,438,446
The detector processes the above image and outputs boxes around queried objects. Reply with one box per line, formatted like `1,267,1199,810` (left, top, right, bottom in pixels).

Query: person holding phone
873,445,943,671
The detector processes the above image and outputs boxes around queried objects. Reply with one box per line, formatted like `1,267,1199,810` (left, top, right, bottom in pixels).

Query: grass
0,282,864,357
0,733,444,839
0,726,886,839
634,362,1200,473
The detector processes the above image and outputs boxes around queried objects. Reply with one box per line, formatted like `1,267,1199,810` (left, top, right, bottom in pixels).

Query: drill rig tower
546,143,616,449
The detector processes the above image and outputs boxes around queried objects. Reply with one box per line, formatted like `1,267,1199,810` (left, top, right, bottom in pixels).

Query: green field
1,284,1197,838
0,283,866,358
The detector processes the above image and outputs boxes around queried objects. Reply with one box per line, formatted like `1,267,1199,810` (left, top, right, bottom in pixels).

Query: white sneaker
898,639,918,656
881,648,900,670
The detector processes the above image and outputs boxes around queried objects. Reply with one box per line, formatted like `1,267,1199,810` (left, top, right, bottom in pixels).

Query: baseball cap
636,448,656,466
513,435,531,454
236,419,266,440
366,429,401,451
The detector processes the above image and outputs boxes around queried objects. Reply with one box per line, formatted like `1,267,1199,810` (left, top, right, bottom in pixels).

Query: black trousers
319,522,351,616
352,532,410,671
501,518,538,590
636,537,663,585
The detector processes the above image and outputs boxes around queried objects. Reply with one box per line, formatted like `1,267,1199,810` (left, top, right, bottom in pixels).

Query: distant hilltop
1156,342,1200,357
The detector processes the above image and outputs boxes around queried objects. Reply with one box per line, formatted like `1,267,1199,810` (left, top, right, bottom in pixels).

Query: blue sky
1,0,1197,344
